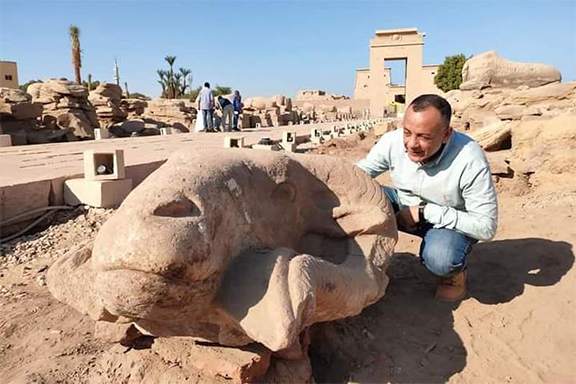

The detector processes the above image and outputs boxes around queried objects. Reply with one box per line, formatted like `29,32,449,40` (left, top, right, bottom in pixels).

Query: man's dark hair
204,82,210,88
409,94,452,128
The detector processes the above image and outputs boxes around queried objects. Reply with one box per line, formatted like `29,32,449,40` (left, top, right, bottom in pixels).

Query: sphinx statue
460,51,561,90
48,148,397,354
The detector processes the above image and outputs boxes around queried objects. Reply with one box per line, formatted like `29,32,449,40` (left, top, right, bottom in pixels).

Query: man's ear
443,126,453,143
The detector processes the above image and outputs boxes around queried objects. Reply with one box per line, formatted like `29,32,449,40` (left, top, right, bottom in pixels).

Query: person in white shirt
357,94,498,301
197,82,215,132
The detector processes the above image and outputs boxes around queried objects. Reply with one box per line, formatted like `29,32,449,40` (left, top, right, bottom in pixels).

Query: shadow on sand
310,238,574,383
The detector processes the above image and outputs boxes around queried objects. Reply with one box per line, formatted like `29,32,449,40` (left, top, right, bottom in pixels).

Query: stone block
64,178,133,208
0,134,12,147
224,136,245,148
282,142,297,152
83,149,126,181
94,128,110,140
160,127,172,135
252,143,281,151
282,131,296,144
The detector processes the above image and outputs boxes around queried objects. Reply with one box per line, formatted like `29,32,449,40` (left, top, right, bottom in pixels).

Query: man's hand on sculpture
396,206,419,232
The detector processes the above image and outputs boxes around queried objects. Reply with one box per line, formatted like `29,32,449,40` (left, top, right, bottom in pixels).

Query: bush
19,80,42,92
128,92,150,100
434,54,467,92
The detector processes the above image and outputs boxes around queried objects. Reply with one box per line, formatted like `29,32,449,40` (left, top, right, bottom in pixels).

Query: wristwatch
418,202,427,226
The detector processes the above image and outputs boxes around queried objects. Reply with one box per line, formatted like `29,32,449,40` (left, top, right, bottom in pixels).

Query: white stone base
64,178,133,208
0,134,12,147
252,144,280,151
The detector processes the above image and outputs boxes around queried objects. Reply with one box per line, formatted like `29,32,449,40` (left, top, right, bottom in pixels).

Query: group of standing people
196,82,243,133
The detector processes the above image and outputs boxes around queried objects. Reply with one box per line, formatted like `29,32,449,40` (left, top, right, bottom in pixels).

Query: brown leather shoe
435,270,467,302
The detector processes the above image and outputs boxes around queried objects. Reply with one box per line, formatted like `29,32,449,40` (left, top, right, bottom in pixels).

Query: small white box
83,149,126,181
94,128,109,140
0,134,12,147
224,136,245,148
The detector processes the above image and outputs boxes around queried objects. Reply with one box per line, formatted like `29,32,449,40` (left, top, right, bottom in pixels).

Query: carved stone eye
153,196,201,218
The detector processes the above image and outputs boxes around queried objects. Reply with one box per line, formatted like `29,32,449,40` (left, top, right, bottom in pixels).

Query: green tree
19,80,43,92
156,56,192,99
213,85,232,97
129,92,151,100
184,86,202,101
434,54,467,92
82,74,100,91
69,25,82,84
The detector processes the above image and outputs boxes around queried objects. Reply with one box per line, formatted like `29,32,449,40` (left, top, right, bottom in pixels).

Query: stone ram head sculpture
48,149,397,353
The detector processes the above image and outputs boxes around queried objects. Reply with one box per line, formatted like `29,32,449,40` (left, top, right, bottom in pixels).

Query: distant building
0,61,19,88
353,28,443,117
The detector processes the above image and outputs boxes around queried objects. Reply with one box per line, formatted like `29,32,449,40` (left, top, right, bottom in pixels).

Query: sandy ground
1,133,575,383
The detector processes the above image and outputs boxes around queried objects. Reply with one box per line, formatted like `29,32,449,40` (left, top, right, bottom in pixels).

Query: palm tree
164,56,177,98
69,25,82,84
157,56,194,99
164,56,176,74
179,68,192,96
157,70,168,96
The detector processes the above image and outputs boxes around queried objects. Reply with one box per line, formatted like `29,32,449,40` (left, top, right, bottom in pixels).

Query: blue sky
1,0,575,98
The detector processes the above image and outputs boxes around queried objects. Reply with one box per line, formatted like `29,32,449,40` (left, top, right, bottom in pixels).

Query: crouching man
357,94,498,301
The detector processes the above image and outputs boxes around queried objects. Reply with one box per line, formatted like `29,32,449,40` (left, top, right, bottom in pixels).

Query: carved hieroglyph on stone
460,51,561,90
48,149,397,353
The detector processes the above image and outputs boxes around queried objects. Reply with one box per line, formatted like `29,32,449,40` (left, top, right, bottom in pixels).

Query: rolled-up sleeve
424,161,498,241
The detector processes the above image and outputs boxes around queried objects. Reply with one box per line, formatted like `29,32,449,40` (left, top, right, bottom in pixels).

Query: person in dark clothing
217,96,234,132
231,90,243,131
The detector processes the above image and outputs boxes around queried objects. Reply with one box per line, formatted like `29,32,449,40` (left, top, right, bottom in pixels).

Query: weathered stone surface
506,82,576,105
57,111,94,138
264,356,313,384
142,98,195,131
27,79,98,138
447,79,576,132
91,343,209,384
468,121,511,151
241,96,298,127
494,105,526,120
89,83,127,127
48,149,397,353
153,337,271,383
47,242,117,322
461,51,561,90
0,87,32,103
120,98,148,117
510,113,576,174
94,322,143,344
0,89,43,121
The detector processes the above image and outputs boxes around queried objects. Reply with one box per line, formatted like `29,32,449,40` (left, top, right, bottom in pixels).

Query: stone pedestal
0,134,12,147
224,136,245,148
64,178,133,208
94,128,110,140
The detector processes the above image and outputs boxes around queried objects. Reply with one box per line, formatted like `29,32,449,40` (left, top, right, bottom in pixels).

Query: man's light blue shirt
357,128,498,241
198,87,214,110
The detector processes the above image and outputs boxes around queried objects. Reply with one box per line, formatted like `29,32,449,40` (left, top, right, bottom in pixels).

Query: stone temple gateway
354,28,443,117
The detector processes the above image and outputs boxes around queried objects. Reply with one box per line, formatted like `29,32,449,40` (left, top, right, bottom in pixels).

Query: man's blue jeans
202,109,213,130
383,187,475,277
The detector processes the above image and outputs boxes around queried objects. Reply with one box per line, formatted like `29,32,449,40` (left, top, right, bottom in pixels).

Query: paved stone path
0,122,357,187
